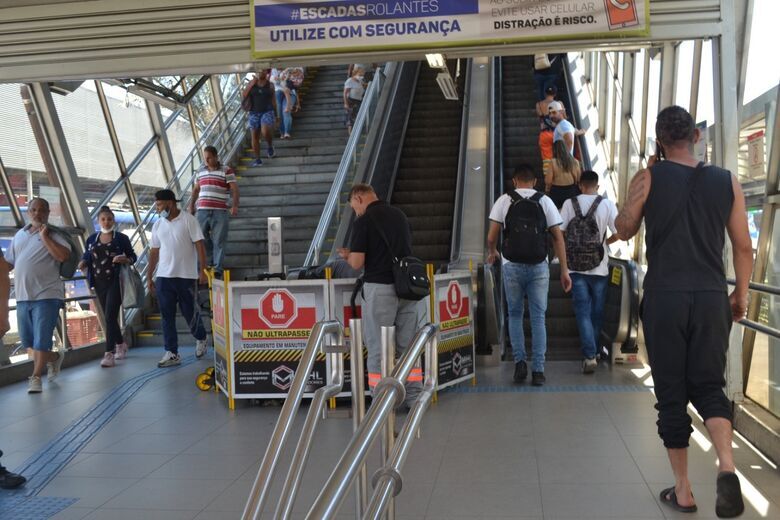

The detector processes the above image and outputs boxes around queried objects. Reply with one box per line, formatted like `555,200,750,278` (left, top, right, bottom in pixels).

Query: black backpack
564,196,605,272
502,191,548,264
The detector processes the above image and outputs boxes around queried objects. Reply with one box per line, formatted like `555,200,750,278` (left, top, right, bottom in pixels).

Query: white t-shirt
150,211,204,279
554,119,575,155
489,189,562,265
6,225,70,301
344,77,365,101
560,194,618,276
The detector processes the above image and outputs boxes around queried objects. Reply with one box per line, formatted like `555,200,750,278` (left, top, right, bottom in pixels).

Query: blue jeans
570,273,609,359
155,277,207,353
196,209,229,273
276,90,297,135
503,262,549,372
533,71,558,101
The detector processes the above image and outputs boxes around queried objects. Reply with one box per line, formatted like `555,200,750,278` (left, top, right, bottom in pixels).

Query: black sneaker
0,455,27,490
513,361,528,383
531,371,546,386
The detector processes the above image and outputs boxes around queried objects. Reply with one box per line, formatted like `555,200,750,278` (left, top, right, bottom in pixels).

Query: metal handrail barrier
363,326,438,520
306,323,439,520
304,64,391,266
242,320,345,520
349,318,368,518
726,278,780,297
737,318,780,340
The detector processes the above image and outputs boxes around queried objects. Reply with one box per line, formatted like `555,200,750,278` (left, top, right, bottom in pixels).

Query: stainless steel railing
306,322,438,520
241,320,346,520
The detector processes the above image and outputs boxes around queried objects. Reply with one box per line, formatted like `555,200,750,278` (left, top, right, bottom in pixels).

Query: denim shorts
248,110,275,129
17,299,63,351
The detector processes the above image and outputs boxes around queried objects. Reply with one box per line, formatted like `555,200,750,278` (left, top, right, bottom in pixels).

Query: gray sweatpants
361,282,425,404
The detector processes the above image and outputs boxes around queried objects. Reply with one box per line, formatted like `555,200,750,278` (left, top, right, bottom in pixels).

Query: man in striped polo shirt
189,146,239,276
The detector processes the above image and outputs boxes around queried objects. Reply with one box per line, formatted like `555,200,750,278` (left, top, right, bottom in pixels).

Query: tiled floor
1,346,779,519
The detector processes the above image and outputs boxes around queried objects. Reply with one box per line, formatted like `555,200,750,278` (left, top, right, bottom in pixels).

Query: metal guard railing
304,65,391,267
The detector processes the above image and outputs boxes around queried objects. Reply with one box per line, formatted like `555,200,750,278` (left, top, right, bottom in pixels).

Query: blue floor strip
0,355,198,518
442,384,650,393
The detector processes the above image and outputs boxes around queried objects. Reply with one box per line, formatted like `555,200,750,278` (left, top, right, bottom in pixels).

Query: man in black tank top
242,70,279,167
616,106,752,518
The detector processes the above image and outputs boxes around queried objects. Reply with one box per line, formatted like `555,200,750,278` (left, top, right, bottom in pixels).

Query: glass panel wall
102,82,155,163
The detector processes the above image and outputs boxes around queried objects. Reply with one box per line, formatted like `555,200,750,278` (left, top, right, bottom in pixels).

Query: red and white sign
446,281,463,318
259,289,298,328
748,130,765,179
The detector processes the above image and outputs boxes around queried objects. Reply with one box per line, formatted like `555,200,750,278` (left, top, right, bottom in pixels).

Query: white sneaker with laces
195,339,208,359
28,376,42,393
582,357,598,374
114,342,128,360
100,352,115,368
157,351,181,368
47,349,66,382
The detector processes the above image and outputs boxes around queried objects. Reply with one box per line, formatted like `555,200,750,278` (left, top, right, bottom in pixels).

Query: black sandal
716,471,745,518
660,487,698,513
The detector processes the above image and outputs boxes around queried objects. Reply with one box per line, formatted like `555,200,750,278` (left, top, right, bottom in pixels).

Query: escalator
389,64,466,268
496,54,637,362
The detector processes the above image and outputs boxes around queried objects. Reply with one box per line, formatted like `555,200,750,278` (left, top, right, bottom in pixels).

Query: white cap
547,101,564,112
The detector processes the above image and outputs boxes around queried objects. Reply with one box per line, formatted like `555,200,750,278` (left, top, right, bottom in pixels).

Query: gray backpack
47,225,80,279
565,196,605,272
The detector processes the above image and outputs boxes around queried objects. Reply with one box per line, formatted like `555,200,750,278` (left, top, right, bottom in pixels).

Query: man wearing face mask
147,190,209,366
5,198,71,393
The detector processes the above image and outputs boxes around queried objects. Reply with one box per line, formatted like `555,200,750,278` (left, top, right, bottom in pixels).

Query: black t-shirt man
349,200,412,284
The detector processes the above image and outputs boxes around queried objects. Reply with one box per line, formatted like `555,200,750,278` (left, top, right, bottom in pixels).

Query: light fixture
436,72,459,100
426,53,447,70
127,84,180,110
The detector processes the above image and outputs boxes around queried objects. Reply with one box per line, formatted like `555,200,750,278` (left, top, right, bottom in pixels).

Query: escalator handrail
562,54,592,171
303,64,393,267
726,278,780,297
448,59,473,267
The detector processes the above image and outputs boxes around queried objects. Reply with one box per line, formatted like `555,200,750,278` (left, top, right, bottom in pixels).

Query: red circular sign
259,289,298,328
446,281,463,318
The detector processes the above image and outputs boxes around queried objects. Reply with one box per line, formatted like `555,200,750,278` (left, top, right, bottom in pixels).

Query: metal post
618,52,636,206
147,102,177,186
380,326,396,520
659,42,677,109
274,341,345,520
349,318,368,518
363,334,438,520
689,40,704,122
241,320,343,520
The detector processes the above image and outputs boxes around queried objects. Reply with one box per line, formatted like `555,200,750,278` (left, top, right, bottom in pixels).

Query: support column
26,83,93,236
146,102,177,186
618,52,636,206
659,42,677,110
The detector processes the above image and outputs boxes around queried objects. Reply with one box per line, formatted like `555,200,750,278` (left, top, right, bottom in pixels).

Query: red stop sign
446,281,462,318
259,289,298,328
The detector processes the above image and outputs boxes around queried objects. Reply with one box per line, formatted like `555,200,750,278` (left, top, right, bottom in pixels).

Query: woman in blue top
78,206,137,367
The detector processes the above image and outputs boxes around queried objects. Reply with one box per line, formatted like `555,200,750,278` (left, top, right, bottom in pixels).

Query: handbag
365,212,430,301
534,53,552,70
120,264,146,309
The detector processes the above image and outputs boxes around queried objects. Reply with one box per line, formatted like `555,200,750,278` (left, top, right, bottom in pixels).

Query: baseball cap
548,101,563,112
154,189,179,202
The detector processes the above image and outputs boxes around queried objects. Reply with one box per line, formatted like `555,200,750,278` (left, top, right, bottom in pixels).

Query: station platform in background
1,346,779,520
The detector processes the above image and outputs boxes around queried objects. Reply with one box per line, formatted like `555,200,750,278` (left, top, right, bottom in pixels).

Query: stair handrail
129,79,249,279
304,64,393,266
448,58,473,267
306,323,438,520
242,320,346,520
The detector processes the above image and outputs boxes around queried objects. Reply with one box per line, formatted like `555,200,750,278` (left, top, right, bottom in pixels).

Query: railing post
350,318,368,518
380,326,396,520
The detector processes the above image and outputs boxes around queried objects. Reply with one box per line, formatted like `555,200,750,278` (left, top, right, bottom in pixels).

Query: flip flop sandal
716,472,745,518
660,487,698,513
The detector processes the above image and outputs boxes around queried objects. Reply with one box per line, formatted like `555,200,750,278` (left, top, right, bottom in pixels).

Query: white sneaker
100,352,115,368
157,351,181,368
195,339,208,359
47,349,66,381
28,376,42,393
114,342,128,360
582,357,598,374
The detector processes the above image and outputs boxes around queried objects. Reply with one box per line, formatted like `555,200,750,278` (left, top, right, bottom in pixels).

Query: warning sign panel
211,280,229,395
230,280,329,397
434,274,475,388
